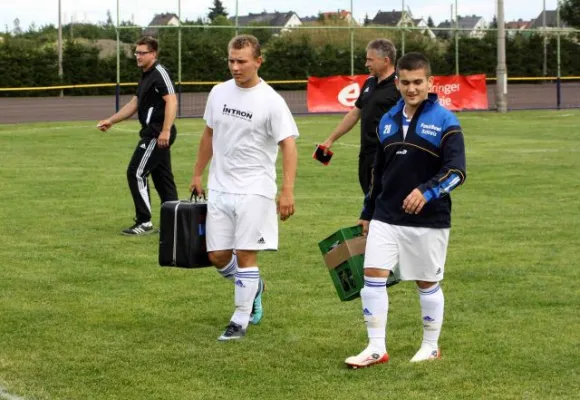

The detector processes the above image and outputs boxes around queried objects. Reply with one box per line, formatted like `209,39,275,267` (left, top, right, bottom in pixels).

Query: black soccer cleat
217,322,246,341
121,222,154,236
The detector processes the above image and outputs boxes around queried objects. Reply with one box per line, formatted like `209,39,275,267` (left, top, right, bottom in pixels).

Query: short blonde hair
228,34,261,58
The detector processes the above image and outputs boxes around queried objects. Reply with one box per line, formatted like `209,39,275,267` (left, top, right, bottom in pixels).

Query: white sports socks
361,276,389,354
417,283,444,350
230,266,260,329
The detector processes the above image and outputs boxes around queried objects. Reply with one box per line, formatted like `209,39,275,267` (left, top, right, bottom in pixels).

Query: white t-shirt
203,79,299,199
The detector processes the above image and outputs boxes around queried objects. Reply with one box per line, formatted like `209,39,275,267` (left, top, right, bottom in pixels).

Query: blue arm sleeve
418,128,466,202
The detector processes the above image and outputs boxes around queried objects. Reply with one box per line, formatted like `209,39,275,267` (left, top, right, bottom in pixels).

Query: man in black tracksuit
321,38,400,195
97,36,178,235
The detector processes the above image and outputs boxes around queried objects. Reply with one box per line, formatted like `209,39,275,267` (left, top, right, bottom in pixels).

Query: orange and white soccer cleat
410,346,441,362
345,348,389,369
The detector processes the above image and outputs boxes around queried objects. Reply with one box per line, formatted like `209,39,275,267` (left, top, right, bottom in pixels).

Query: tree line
1,17,579,97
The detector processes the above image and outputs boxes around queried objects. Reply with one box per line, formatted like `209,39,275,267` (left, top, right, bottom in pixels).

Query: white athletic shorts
206,190,278,251
363,220,450,282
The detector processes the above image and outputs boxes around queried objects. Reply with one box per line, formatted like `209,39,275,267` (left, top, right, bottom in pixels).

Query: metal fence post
178,0,182,118
350,0,354,76
115,0,120,112
401,0,406,56
454,0,459,75
496,0,507,112
556,1,562,109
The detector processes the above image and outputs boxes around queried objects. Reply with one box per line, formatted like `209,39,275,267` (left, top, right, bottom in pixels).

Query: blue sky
2,0,561,31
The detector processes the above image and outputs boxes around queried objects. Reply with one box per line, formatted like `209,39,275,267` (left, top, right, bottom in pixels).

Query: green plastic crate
318,225,363,255
319,226,365,301
329,254,365,301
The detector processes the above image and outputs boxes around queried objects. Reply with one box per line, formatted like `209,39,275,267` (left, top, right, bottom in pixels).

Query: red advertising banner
306,75,369,113
431,74,488,110
307,74,488,112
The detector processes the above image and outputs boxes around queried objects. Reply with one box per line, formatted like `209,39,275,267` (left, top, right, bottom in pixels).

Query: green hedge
1,29,579,97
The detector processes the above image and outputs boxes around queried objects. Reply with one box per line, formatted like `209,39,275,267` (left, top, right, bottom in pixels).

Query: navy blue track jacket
360,93,466,228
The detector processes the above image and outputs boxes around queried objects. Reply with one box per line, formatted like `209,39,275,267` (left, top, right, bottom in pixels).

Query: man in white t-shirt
190,34,299,341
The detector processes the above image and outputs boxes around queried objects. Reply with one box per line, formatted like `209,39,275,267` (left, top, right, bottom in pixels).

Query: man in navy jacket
345,52,466,369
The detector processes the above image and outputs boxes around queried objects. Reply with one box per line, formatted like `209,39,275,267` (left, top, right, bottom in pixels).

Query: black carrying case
158,193,212,268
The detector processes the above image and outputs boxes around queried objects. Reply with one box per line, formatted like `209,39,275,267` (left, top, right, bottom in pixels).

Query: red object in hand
312,144,333,166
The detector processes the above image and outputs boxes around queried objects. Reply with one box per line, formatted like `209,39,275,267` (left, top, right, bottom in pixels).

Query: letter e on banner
307,75,368,112
337,83,360,107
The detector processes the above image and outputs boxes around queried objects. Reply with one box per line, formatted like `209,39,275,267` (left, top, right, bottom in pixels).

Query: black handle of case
190,189,206,203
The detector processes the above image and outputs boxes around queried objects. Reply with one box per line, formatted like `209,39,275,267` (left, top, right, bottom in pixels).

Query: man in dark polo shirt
321,39,400,195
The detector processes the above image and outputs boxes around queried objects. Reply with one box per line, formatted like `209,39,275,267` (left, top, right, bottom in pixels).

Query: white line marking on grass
296,195,362,201
0,125,197,136
0,385,26,400
515,148,579,153
310,142,359,149
111,127,200,137
332,142,359,148
296,119,341,125
0,124,94,134
534,113,577,118
458,115,490,120
109,126,135,133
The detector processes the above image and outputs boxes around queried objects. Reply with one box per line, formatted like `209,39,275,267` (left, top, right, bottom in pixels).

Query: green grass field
0,110,579,400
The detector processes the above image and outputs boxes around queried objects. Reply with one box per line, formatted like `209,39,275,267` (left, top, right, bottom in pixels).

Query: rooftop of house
147,13,179,26
529,10,567,28
229,11,297,27
371,10,405,26
506,19,532,29
320,10,352,19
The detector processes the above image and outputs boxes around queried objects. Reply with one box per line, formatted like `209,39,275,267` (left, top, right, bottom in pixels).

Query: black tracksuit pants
127,136,178,224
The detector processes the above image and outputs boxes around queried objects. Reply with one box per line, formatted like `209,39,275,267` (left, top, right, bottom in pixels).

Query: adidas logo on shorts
257,237,265,245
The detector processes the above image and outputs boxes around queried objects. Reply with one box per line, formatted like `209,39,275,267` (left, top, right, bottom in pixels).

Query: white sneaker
410,346,441,362
345,348,389,369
